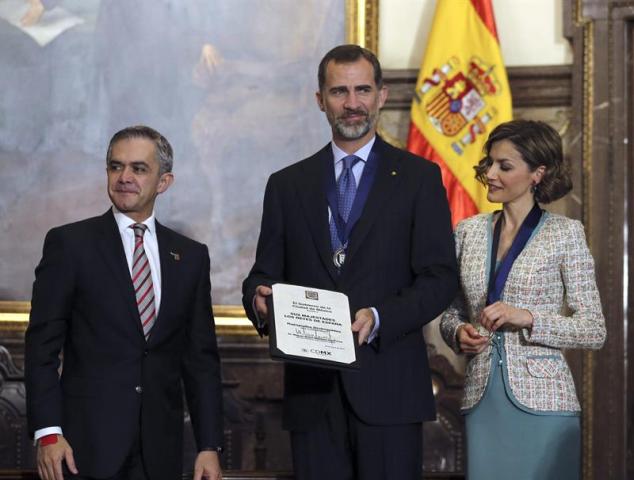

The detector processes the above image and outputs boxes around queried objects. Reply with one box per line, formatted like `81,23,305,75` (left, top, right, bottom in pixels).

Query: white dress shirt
330,137,380,342
113,207,162,314
329,136,375,206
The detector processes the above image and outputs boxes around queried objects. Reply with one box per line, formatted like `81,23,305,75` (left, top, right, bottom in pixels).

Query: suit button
135,385,143,394
143,349,149,357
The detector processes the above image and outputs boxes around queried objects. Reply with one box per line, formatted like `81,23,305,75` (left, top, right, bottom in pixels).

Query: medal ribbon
326,150,379,256
487,203,542,305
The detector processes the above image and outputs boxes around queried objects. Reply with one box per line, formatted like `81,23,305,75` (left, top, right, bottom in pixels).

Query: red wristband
39,434,58,446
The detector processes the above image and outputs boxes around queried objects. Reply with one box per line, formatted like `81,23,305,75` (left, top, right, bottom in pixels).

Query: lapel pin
170,252,181,261
391,170,397,176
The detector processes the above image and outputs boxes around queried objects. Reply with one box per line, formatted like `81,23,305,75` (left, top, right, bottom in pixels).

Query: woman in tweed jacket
440,120,605,480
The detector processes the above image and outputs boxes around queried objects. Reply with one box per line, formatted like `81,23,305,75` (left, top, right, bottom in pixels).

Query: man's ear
315,91,325,112
157,172,174,194
377,84,388,109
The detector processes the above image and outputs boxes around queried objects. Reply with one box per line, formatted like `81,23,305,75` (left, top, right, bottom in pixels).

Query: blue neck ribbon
487,203,543,305
325,150,379,250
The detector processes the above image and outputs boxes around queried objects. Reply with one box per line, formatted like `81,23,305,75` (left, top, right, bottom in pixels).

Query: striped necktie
131,224,155,339
330,155,361,251
337,155,360,223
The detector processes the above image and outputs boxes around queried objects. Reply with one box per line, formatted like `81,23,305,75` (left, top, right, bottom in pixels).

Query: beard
331,109,378,140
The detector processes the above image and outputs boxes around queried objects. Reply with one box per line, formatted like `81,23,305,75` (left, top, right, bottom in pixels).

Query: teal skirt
465,344,580,480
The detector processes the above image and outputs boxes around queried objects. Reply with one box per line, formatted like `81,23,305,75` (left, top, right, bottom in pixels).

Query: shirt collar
331,135,376,166
112,206,156,235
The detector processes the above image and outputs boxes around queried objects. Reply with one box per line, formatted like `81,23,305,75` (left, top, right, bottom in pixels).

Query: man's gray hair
106,125,173,174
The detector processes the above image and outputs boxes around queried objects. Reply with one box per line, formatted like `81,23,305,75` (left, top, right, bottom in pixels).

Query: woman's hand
479,301,533,332
456,324,489,354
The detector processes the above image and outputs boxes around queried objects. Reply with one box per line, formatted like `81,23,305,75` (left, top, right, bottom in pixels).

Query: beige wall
379,0,573,68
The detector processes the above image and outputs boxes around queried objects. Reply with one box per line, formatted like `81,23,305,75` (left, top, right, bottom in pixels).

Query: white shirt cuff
34,426,63,445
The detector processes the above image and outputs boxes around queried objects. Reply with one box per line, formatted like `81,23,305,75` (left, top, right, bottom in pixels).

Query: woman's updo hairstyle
474,120,572,204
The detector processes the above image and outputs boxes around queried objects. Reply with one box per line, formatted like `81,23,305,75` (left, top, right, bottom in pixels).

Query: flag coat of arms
407,0,512,226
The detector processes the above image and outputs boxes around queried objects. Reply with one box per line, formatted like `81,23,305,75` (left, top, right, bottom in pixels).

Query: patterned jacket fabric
440,212,606,412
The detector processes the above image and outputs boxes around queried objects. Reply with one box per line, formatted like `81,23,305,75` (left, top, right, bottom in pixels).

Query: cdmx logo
310,349,332,356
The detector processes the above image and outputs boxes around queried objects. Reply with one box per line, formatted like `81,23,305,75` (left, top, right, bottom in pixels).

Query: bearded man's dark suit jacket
25,210,223,479
242,136,459,432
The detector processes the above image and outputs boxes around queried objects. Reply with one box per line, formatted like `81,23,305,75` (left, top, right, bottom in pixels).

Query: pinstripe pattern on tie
131,224,155,339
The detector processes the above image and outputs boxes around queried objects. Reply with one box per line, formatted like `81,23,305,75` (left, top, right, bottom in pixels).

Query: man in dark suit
25,126,223,480
242,45,458,479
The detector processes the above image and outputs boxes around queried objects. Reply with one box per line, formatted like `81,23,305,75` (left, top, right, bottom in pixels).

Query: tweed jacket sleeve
521,219,606,349
440,220,470,353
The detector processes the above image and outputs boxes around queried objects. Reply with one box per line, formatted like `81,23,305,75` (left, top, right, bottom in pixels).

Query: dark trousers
65,432,149,480
290,377,423,480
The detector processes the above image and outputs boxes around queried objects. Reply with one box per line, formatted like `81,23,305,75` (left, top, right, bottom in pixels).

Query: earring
531,183,538,194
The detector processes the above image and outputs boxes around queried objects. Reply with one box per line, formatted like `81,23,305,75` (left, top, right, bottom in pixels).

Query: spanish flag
407,0,512,226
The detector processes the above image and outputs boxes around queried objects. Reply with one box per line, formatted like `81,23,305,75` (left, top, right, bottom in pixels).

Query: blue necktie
330,155,360,251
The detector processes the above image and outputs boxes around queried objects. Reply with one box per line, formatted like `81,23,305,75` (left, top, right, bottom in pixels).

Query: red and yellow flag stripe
407,0,512,226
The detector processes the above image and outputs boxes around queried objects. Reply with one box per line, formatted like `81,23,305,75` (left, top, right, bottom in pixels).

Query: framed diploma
268,283,358,370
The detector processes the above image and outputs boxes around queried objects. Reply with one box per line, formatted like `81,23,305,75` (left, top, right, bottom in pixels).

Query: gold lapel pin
391,170,397,176
170,252,181,261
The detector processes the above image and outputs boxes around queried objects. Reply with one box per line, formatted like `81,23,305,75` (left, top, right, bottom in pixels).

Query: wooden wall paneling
624,18,634,478
567,1,634,478
0,346,33,470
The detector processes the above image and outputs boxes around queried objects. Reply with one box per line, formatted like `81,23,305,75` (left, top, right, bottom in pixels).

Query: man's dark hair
318,44,383,91
106,125,173,175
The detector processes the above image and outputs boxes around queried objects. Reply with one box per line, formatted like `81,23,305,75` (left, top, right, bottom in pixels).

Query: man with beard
242,45,458,479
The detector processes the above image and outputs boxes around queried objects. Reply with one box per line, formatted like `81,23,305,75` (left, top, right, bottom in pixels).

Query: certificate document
270,283,357,368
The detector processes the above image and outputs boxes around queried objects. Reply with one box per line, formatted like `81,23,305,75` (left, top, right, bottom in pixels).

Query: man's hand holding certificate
267,284,358,369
